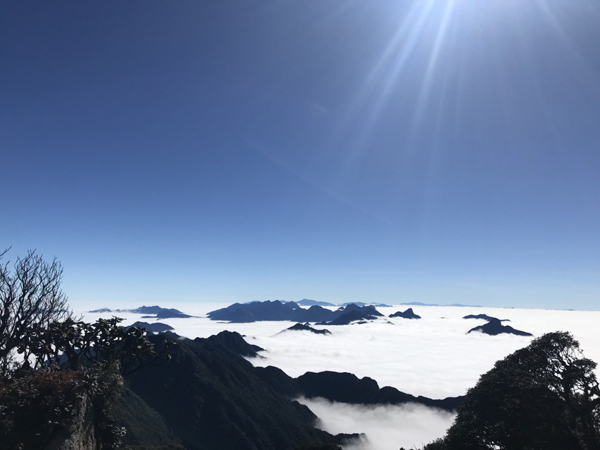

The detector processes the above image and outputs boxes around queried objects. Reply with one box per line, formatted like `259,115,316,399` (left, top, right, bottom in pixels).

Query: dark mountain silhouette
204,330,264,357
339,302,391,307
125,332,354,450
117,331,462,449
336,304,383,316
389,308,421,319
253,369,463,412
463,314,509,321
320,310,379,326
207,301,382,324
282,323,331,335
89,305,192,318
468,318,532,336
138,306,192,319
297,299,336,307
89,307,112,313
130,321,174,333
295,371,463,411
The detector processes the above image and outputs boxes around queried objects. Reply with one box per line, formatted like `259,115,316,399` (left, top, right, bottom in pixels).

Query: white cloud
79,302,600,448
297,397,455,450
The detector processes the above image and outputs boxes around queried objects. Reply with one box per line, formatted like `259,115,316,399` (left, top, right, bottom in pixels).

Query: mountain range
207,301,384,324
118,331,463,450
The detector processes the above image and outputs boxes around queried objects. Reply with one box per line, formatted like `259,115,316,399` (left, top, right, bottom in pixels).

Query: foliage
0,250,173,449
0,366,125,450
23,316,169,374
0,249,71,377
426,332,600,450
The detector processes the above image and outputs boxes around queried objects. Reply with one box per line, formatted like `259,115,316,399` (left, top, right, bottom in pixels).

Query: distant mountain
88,305,192,319
398,302,483,307
468,318,532,336
400,302,438,307
321,311,373,325
339,302,391,307
389,308,421,319
317,305,383,325
136,306,192,318
130,321,174,333
89,307,113,313
207,300,383,324
464,314,509,322
281,323,332,335
297,299,336,307
292,371,463,412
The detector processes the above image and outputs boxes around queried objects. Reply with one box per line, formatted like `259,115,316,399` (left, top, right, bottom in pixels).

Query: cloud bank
79,301,600,447
297,397,455,450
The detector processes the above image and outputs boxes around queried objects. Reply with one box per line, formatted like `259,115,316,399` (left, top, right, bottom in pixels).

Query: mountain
463,314,509,322
89,305,192,318
320,310,379,326
339,302,391,307
297,299,336,307
389,308,421,319
281,323,331,335
89,307,113,313
136,306,192,319
467,318,532,336
130,321,174,333
125,332,354,450
293,371,463,412
207,301,383,324
204,330,264,357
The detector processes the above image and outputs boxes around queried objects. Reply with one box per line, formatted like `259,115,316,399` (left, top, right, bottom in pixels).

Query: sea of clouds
77,300,600,449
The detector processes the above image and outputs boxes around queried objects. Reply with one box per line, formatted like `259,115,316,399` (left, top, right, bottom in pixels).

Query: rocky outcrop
44,392,97,450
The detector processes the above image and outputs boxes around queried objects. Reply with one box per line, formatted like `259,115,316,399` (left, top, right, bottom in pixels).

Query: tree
24,316,171,374
432,332,600,450
0,249,71,377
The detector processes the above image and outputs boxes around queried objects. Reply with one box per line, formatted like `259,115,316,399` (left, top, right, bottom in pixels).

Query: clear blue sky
2,1,599,309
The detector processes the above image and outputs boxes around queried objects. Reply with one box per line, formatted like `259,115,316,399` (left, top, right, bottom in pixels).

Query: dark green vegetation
425,332,600,450
0,315,163,450
207,300,382,324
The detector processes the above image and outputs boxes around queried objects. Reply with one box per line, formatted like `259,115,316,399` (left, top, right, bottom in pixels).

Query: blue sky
2,1,599,309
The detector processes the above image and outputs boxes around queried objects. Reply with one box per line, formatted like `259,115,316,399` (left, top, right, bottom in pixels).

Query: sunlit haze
2,1,599,309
